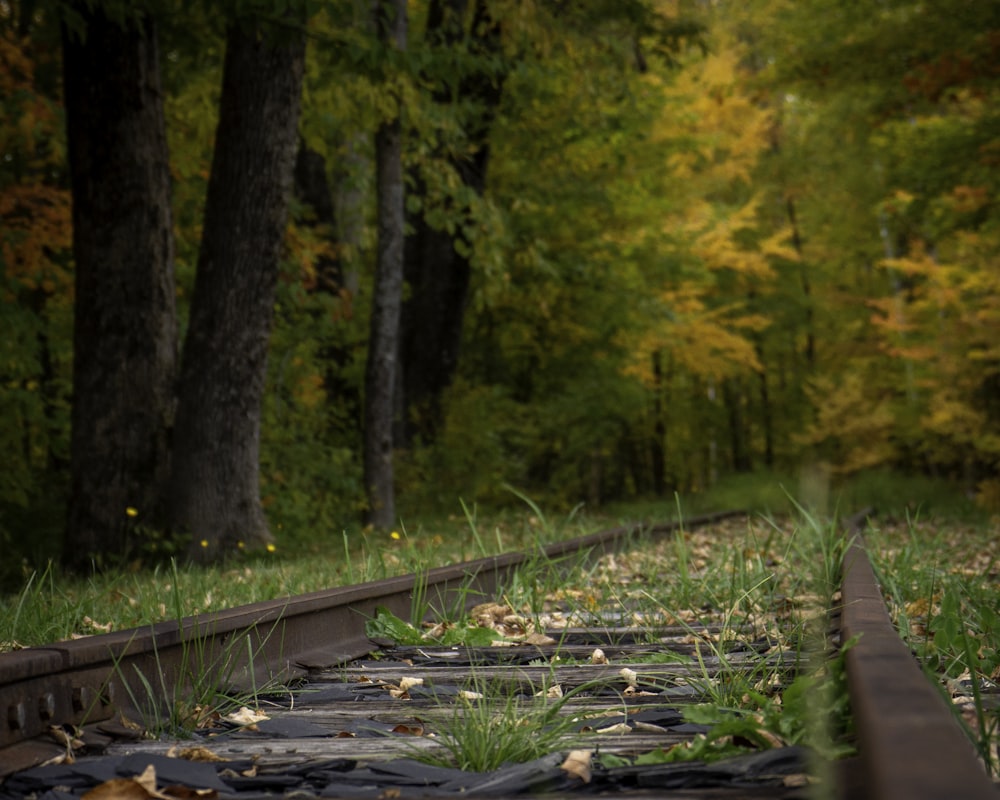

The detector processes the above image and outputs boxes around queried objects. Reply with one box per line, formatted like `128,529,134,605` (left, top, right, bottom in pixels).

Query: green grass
3,473,996,771
416,676,591,772
0,502,601,651
865,515,1000,775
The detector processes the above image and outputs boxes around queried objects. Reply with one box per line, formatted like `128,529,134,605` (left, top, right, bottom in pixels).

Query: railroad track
0,510,996,799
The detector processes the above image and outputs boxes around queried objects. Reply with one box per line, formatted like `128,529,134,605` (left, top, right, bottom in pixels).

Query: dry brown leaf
470,602,514,627
523,632,556,646
39,751,71,767
619,667,638,687
595,722,632,735
422,621,452,639
590,648,608,665
82,616,114,633
172,746,228,763
223,707,268,728
84,764,164,800
48,724,84,750
560,749,592,783
83,778,154,799
534,684,563,698
399,676,423,692
391,723,424,735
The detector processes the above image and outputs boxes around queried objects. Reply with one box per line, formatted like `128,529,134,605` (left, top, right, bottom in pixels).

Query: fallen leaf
171,746,228,763
391,723,424,735
523,632,556,646
560,749,592,782
470,602,514,627
595,722,632,735
619,667,638,687
82,616,114,633
633,720,669,733
590,648,608,665
223,707,269,728
422,621,452,639
399,676,424,692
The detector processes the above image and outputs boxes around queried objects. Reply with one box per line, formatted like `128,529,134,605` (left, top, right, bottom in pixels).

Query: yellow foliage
688,198,778,280
974,479,1000,514
799,373,896,475
923,394,1000,452
623,287,766,384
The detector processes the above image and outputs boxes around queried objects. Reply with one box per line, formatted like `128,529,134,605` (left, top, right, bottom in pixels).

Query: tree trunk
723,379,752,472
293,139,361,424
168,15,305,561
650,350,667,495
398,0,504,445
62,7,177,570
294,140,343,295
363,0,408,529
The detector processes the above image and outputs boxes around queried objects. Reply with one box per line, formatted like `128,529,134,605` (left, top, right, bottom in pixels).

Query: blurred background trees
2,0,999,577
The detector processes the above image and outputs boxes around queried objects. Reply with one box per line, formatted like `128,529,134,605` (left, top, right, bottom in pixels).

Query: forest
2,0,999,576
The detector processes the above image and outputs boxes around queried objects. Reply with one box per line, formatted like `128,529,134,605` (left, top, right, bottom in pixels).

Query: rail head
840,526,997,800
0,510,745,773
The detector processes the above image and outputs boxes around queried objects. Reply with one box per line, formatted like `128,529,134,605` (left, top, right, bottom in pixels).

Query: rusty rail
2,508,997,800
0,511,741,775
840,514,997,800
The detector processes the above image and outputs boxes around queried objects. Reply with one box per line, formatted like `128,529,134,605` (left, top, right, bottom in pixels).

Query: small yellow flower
237,540,245,549
125,507,138,518
200,539,209,548
266,543,276,553
390,531,401,541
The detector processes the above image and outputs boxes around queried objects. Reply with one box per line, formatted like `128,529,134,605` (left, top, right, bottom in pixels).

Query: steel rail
2,507,997,800
0,510,741,775
840,514,997,800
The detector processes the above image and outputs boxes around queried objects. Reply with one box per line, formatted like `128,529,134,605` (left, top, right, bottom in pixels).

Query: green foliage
113,561,289,737
4,0,1000,562
364,605,501,647
868,516,999,773
418,676,586,773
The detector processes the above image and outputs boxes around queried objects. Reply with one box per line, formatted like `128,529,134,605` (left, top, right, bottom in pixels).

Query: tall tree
168,9,306,561
363,0,407,528
398,0,505,445
61,3,177,570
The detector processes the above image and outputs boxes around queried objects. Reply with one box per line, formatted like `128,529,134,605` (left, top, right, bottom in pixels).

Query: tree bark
168,15,305,561
62,6,177,570
398,0,504,445
294,140,343,295
363,0,408,529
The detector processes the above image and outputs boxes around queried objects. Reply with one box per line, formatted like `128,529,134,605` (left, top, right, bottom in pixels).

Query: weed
365,605,501,648
112,560,289,737
417,675,590,772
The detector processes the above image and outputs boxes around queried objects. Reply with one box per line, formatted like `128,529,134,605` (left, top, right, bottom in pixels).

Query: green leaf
365,606,423,644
